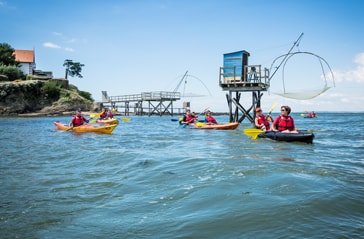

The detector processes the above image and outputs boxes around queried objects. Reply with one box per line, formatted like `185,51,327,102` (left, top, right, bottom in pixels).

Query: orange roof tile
14,50,35,63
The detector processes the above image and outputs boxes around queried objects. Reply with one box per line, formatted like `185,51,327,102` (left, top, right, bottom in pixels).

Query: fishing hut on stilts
219,33,305,124
219,50,270,123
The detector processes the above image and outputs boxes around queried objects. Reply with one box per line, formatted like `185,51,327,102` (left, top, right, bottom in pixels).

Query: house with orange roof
14,50,36,75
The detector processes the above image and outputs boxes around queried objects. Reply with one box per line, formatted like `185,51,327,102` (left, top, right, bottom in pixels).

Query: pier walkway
101,91,185,116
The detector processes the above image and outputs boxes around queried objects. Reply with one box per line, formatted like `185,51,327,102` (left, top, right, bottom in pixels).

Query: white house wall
19,63,34,75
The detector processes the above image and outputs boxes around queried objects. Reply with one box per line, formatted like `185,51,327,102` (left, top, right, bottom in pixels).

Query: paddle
66,126,74,131
121,117,131,122
243,128,264,140
267,102,278,119
90,113,101,118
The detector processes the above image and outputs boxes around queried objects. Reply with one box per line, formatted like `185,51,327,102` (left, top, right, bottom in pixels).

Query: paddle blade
90,120,97,124
121,118,131,122
90,113,101,118
196,122,205,127
244,128,263,140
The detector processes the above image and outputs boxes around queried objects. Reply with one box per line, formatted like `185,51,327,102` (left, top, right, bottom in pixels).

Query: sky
1,0,363,113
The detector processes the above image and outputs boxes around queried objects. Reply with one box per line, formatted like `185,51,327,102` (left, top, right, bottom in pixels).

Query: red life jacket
185,115,195,123
100,112,107,119
274,115,295,131
206,116,217,124
72,115,87,126
257,115,270,130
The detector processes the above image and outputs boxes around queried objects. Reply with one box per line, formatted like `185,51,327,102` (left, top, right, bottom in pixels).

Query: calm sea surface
1,112,363,239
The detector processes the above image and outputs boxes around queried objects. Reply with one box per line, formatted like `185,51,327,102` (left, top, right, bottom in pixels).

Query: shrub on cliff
79,91,93,102
0,64,25,81
41,81,61,101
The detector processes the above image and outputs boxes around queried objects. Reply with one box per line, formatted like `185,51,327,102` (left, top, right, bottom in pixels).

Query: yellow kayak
54,122,117,134
96,118,119,124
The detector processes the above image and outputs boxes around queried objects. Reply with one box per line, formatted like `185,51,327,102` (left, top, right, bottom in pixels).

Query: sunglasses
281,109,286,111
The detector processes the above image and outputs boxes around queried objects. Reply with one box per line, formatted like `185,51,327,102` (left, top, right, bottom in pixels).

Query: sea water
0,113,363,238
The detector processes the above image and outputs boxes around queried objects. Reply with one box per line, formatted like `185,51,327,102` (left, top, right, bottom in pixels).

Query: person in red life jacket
272,105,298,133
99,108,107,119
191,112,198,121
204,110,218,125
107,109,114,119
180,109,196,125
254,107,272,131
69,108,89,127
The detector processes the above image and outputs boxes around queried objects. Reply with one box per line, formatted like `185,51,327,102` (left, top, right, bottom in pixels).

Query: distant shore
14,111,229,117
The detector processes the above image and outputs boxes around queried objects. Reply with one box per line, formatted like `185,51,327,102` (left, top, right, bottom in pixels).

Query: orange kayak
54,122,117,134
194,122,239,130
96,118,119,124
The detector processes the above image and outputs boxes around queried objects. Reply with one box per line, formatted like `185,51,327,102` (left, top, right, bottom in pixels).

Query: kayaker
107,109,114,119
180,109,196,124
69,108,89,127
272,106,298,133
254,107,272,131
99,108,107,119
192,112,198,121
204,110,218,125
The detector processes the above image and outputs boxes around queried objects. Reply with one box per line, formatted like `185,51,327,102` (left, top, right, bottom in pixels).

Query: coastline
13,112,230,117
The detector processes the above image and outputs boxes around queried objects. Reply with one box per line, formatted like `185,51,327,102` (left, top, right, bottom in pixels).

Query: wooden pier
100,91,185,116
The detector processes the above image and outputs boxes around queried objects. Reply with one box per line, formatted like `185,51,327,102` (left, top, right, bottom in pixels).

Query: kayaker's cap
76,108,82,112
256,107,262,112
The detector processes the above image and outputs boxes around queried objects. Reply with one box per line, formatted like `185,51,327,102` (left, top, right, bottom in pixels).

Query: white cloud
52,32,63,36
43,42,75,52
333,52,364,83
43,42,61,49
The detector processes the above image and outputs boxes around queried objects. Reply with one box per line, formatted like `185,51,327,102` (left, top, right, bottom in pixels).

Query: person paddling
99,108,107,120
106,108,114,119
180,109,196,125
204,110,218,125
272,106,298,133
254,107,272,131
69,108,89,127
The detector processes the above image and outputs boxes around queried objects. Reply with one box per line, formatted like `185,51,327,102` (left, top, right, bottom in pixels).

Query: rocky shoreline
0,80,96,116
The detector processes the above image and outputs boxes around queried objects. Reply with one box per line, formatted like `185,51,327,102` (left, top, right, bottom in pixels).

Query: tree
63,59,85,79
0,43,19,66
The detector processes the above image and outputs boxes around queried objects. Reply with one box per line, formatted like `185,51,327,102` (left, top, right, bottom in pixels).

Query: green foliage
68,84,79,91
63,59,85,79
41,81,61,100
79,90,94,102
0,64,23,81
0,43,19,66
60,89,70,98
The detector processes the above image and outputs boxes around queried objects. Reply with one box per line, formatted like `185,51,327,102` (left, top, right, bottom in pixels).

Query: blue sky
1,0,363,113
